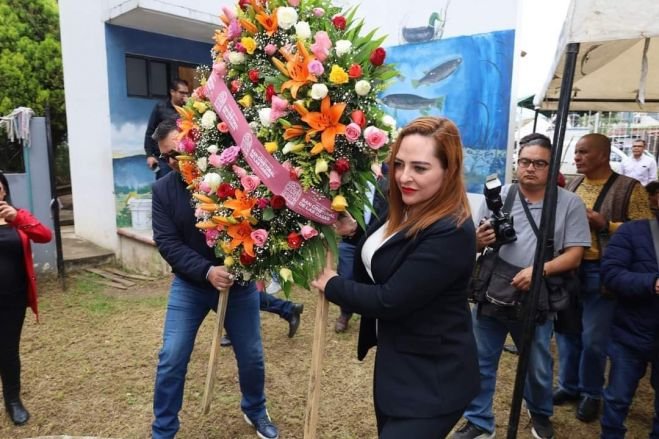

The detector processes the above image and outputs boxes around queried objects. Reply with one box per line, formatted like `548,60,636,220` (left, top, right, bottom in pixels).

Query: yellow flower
193,101,208,113
238,94,253,107
329,65,349,84
220,241,232,253
315,158,328,174
224,255,235,267
241,37,257,55
331,194,348,212
279,268,293,283
264,142,278,154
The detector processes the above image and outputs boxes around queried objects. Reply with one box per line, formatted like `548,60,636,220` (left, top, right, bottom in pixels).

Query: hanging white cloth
0,107,35,144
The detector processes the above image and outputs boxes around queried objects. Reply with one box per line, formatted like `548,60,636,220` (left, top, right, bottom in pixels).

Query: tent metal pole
532,109,539,132
506,41,580,439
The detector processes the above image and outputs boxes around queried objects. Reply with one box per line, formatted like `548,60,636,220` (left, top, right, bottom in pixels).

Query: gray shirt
475,185,591,268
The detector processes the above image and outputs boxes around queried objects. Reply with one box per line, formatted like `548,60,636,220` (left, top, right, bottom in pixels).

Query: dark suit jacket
325,215,480,418
152,171,222,290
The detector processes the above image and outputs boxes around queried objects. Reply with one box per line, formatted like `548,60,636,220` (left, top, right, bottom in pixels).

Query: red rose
369,47,386,66
351,110,366,128
287,232,302,249
271,195,286,209
289,169,299,181
239,0,250,9
217,183,236,199
265,84,275,103
188,128,201,141
334,158,351,174
248,69,260,84
240,251,256,265
231,79,242,94
348,64,362,79
332,15,346,30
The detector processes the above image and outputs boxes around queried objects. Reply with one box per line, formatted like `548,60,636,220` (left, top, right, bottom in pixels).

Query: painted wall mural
384,29,514,193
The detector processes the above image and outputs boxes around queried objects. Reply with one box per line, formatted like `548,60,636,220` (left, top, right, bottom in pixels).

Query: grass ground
0,270,654,438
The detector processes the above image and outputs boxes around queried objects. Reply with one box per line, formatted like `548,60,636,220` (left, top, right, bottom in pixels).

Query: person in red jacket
0,171,52,426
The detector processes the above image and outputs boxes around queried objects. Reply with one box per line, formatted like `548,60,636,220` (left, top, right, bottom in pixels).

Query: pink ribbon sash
204,69,337,225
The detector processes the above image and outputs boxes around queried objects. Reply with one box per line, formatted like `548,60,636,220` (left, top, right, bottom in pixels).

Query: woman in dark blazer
313,116,480,438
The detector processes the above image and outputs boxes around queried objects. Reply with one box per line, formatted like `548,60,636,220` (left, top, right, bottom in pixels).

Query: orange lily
224,189,258,219
255,9,278,35
227,221,255,257
283,125,306,141
271,41,317,98
174,105,197,140
213,29,229,54
178,161,200,185
300,96,347,154
239,18,258,34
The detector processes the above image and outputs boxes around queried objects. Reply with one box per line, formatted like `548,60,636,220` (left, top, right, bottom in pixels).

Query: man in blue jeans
600,219,659,438
150,119,278,439
452,134,590,439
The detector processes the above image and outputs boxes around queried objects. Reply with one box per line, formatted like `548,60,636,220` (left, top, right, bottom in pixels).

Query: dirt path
0,271,654,438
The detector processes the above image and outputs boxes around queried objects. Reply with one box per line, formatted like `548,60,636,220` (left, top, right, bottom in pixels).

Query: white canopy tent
532,0,659,112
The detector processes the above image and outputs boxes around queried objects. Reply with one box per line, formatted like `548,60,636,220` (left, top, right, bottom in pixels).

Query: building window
125,55,197,98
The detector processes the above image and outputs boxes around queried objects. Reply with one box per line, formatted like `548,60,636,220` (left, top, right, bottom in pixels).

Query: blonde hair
386,116,471,237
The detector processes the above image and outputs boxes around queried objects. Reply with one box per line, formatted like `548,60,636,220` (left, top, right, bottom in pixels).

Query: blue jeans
601,341,659,439
152,276,266,439
556,261,616,398
337,241,356,316
259,291,294,320
464,308,554,433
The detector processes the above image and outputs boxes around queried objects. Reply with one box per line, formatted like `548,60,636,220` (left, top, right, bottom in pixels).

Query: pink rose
264,43,277,56
344,123,361,143
251,229,269,247
208,153,222,168
256,198,269,209
270,95,289,121
198,181,212,194
313,7,325,17
232,165,248,177
205,229,219,247
307,60,324,76
310,31,332,62
179,137,196,153
363,126,388,150
241,175,261,193
234,42,246,53
288,0,300,6
329,170,341,190
218,145,241,166
300,225,319,240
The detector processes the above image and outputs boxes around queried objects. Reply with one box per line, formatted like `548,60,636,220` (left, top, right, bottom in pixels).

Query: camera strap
503,183,518,216
592,173,619,213
518,191,540,239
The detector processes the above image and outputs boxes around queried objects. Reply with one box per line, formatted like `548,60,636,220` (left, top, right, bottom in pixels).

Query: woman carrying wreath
312,116,480,438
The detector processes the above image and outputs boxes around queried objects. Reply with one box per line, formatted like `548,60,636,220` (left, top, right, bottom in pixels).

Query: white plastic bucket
127,198,153,231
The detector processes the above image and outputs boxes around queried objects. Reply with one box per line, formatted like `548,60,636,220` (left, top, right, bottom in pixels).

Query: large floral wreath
175,0,398,295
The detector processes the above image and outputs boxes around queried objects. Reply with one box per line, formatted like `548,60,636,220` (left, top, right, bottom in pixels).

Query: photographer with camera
452,133,591,439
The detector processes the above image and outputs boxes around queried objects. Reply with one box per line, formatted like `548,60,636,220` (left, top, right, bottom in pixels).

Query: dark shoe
450,421,495,439
220,334,232,347
244,412,279,439
576,396,600,423
287,303,303,338
528,410,554,439
334,312,351,333
5,399,30,426
552,387,579,405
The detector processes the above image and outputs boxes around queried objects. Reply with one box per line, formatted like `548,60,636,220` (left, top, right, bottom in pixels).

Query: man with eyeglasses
554,133,653,424
144,78,190,179
149,119,280,439
452,133,590,439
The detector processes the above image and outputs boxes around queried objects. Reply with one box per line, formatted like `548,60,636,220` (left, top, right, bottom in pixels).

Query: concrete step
61,225,116,272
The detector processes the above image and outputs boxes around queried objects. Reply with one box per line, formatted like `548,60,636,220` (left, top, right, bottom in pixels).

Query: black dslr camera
483,174,516,247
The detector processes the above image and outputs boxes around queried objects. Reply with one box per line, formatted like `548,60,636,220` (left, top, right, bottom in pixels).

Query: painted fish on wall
411,57,462,88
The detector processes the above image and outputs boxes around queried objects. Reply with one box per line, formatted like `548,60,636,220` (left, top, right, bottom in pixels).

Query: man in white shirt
620,139,657,186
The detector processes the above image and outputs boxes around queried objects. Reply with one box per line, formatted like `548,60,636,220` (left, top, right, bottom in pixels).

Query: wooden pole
303,250,333,438
201,288,230,414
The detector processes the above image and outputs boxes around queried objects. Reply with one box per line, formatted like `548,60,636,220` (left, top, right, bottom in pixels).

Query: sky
515,0,571,98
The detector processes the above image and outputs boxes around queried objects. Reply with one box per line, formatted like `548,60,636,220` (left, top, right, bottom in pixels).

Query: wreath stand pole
201,288,230,414
303,251,332,438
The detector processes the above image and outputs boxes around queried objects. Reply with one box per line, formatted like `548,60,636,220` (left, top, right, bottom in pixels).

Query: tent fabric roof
532,0,659,112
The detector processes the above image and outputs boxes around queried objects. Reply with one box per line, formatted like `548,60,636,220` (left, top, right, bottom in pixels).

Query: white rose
203,173,222,192
295,21,311,40
310,83,329,100
200,110,217,129
259,108,272,127
381,115,396,129
277,7,298,30
335,40,352,57
228,51,245,64
207,144,219,155
196,157,208,172
354,80,371,96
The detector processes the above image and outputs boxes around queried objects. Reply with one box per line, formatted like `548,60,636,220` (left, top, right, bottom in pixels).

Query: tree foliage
0,0,66,144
